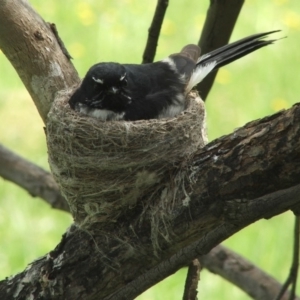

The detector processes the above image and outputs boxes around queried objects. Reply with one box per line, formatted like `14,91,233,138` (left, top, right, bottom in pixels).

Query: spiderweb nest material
46,90,207,226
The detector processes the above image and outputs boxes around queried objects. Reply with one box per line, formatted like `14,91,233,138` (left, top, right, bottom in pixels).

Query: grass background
0,0,299,299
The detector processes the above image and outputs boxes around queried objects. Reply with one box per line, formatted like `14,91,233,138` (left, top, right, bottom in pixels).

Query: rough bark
1,103,300,299
0,144,295,299
106,184,300,300
0,0,80,123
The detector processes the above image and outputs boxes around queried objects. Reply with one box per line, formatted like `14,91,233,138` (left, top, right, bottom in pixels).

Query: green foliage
0,0,299,298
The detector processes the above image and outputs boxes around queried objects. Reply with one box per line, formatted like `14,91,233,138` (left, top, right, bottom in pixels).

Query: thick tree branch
1,184,298,300
1,140,297,298
105,184,300,300
201,245,300,300
1,102,300,299
142,0,169,63
0,0,80,123
196,0,244,100
0,144,69,212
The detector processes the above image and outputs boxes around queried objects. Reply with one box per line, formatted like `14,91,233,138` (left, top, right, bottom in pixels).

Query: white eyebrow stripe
120,73,126,81
92,77,104,84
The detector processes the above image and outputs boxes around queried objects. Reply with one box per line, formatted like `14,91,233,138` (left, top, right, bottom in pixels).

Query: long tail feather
186,30,280,93
198,30,280,68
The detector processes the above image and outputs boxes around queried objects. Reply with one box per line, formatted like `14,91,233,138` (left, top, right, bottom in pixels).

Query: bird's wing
167,44,201,80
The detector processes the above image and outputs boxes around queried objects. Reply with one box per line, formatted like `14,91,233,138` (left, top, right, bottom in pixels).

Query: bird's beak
69,88,84,109
109,86,119,94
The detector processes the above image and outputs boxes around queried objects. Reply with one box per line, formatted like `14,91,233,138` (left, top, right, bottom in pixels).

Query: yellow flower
69,43,86,59
271,98,289,111
76,2,96,26
161,19,176,36
283,11,300,30
273,0,289,6
216,69,231,85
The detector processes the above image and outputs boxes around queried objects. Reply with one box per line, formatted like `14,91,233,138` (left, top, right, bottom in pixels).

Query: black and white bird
69,31,279,121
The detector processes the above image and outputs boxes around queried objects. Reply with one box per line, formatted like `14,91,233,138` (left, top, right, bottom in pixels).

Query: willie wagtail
69,31,279,121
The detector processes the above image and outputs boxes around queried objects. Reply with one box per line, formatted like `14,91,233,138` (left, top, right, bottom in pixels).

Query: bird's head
88,62,128,95
69,62,131,111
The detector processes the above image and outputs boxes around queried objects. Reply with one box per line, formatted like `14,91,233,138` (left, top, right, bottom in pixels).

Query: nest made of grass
46,90,207,225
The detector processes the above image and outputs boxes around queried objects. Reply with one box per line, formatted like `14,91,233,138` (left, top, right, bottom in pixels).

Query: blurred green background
0,0,299,299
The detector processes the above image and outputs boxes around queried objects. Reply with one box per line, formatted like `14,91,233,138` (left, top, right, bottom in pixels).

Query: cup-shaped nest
46,90,207,225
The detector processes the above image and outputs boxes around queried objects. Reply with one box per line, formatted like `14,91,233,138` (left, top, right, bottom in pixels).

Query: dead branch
201,245,300,300
0,144,69,212
183,259,201,300
196,0,244,100
275,216,300,300
142,0,169,63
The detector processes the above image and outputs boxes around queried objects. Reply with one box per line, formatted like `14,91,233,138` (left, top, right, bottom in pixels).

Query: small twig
290,216,300,300
142,0,169,63
196,0,244,101
275,216,300,300
183,259,201,300
49,23,73,60
0,143,69,212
